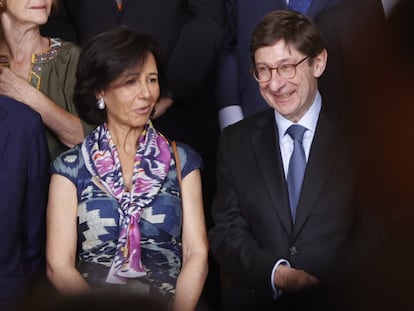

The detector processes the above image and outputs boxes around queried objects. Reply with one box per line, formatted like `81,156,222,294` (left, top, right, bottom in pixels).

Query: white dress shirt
270,90,322,298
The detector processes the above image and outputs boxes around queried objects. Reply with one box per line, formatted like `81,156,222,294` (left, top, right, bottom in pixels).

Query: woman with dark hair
46,26,208,311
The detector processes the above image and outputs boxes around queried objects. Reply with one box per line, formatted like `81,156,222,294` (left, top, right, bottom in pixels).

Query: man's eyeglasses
251,56,308,83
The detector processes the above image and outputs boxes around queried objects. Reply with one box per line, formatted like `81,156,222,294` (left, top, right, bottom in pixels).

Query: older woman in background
46,27,208,311
0,0,91,159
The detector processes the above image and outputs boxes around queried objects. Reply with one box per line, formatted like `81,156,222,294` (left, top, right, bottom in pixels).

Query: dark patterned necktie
288,0,312,14
286,124,307,223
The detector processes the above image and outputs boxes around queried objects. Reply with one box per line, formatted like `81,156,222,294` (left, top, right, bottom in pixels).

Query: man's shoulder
219,109,274,150
225,109,274,132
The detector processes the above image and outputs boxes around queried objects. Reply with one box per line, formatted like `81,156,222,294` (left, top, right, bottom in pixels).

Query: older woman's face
102,53,160,130
3,0,52,25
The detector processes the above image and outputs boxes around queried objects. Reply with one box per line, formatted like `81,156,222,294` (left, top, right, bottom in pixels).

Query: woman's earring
96,98,106,110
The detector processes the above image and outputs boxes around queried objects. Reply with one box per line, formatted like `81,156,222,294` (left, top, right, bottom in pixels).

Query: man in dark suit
0,96,49,310
216,0,348,129
209,10,383,311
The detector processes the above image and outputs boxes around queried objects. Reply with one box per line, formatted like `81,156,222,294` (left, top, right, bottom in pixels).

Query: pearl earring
97,98,105,110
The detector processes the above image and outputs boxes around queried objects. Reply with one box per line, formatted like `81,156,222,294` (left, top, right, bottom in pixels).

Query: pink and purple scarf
81,120,171,284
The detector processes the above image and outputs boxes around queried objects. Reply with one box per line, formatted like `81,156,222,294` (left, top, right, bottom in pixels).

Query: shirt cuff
271,259,291,299
218,105,244,130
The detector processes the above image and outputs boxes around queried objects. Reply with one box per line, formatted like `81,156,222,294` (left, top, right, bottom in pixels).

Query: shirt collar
274,90,322,140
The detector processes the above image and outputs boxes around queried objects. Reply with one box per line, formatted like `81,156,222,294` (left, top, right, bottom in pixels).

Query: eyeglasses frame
251,56,309,83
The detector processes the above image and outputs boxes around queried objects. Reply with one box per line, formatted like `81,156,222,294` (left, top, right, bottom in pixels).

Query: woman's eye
125,79,137,85
148,75,158,83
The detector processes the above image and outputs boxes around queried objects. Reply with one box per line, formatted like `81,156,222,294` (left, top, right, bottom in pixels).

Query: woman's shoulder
174,141,199,159
55,38,81,61
173,141,203,177
51,144,85,180
34,38,79,65
59,38,80,52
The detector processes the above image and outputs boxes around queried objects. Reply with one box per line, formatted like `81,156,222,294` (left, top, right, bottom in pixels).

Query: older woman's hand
0,66,33,104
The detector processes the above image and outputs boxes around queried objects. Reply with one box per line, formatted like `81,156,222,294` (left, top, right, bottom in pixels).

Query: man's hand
274,264,319,292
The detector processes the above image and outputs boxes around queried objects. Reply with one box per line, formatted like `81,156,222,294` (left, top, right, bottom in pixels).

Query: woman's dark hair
250,10,325,64
74,25,166,124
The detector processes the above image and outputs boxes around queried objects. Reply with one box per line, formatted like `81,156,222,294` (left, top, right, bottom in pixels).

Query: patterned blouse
50,141,202,301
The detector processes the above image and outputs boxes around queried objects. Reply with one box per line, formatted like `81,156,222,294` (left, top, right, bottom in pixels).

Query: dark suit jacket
315,0,387,122
208,106,382,310
0,97,49,310
216,0,348,119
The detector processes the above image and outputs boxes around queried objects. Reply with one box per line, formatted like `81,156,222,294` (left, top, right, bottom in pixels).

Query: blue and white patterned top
50,141,202,299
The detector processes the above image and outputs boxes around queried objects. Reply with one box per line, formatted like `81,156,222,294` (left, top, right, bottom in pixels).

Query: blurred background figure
215,0,348,130
0,96,49,311
0,0,92,160
46,27,208,311
315,0,400,123
316,1,414,310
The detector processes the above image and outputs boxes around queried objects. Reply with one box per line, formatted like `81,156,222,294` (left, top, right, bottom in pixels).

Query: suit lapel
292,111,347,238
251,111,293,235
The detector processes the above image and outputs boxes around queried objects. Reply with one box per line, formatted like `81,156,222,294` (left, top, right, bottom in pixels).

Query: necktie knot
286,124,307,143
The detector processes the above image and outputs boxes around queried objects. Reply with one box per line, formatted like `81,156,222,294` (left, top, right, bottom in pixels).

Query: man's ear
313,49,328,78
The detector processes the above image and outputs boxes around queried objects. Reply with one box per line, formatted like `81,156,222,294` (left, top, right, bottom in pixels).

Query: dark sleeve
22,115,50,278
176,142,203,178
215,0,241,110
315,9,348,112
50,145,83,185
208,128,278,296
166,0,226,106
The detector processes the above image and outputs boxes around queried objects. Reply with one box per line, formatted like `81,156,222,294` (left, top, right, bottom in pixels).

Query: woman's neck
0,17,48,64
107,123,144,155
